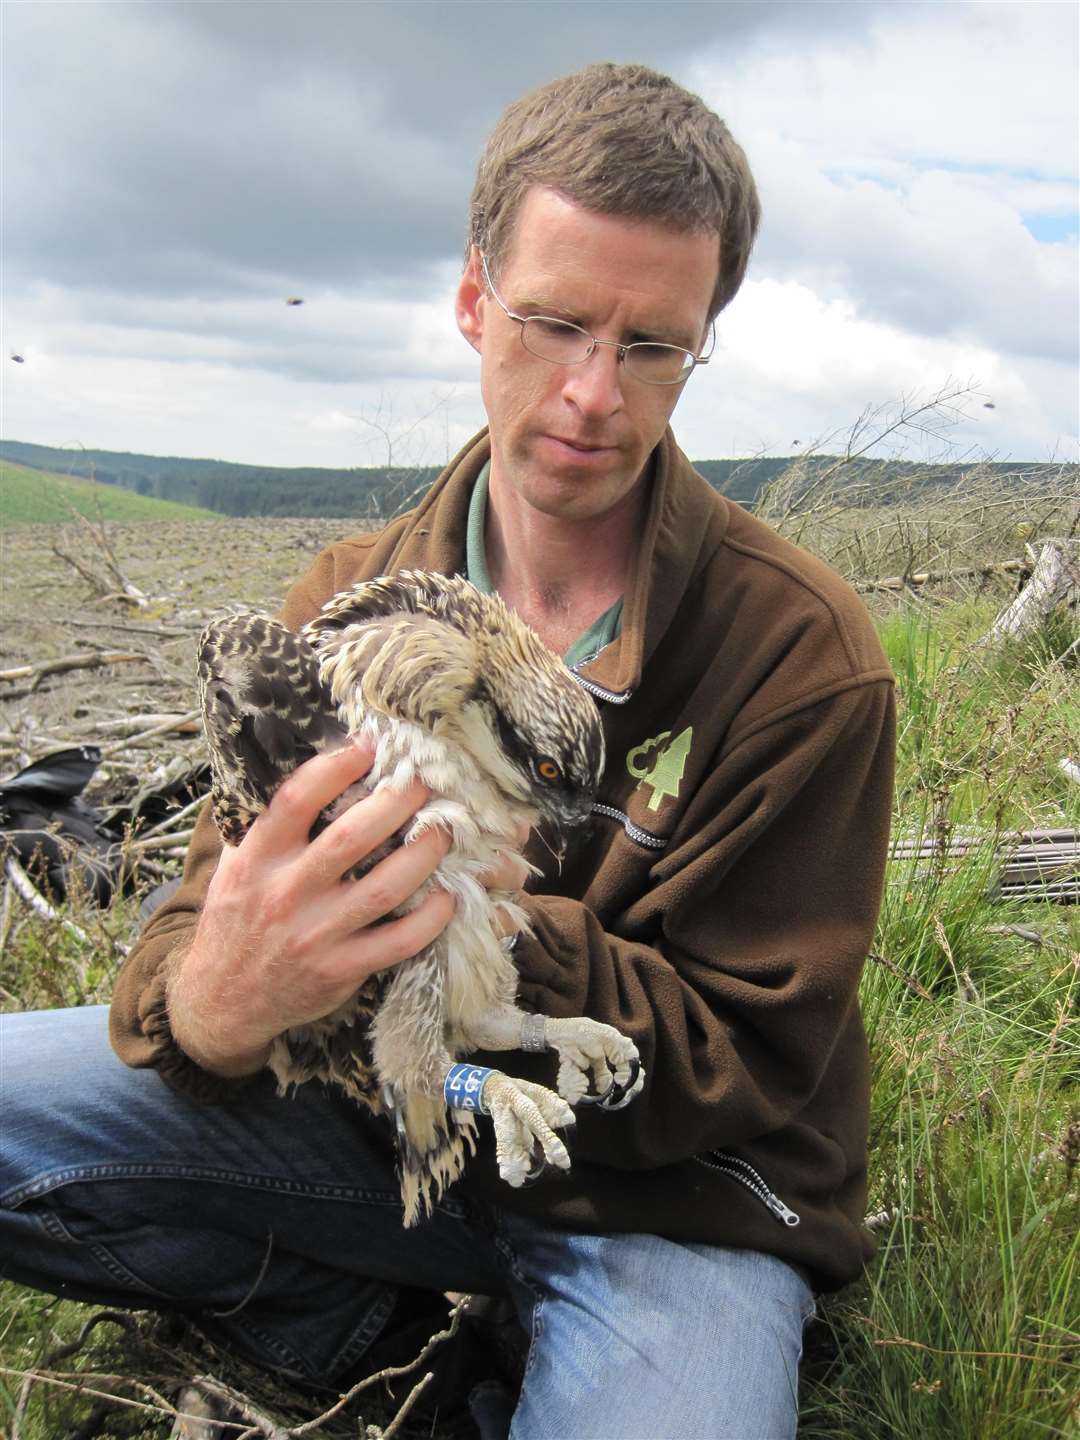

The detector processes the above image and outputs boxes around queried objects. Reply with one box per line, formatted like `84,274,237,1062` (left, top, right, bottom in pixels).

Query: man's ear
455,246,485,354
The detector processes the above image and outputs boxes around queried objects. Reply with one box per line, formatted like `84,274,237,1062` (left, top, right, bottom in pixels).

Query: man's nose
560,342,625,417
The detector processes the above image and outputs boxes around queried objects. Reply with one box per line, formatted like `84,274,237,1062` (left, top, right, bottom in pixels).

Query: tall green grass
803,601,1079,1439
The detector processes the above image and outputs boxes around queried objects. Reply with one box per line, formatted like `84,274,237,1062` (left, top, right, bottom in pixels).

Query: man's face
456,187,719,525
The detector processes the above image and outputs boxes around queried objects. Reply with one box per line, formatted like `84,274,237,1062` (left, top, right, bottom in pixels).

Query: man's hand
168,742,457,1077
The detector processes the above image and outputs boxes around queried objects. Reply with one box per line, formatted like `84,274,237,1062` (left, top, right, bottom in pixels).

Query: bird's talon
600,1059,643,1110
523,1149,549,1185
576,1075,617,1107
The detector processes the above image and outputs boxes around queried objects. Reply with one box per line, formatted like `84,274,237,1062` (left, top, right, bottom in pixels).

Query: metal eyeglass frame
479,251,714,386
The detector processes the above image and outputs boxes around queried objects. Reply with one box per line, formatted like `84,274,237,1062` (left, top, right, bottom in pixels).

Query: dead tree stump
980,538,1080,646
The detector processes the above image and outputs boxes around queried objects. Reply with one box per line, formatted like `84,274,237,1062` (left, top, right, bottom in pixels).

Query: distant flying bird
199,570,643,1225
983,402,996,410
10,354,25,364
285,297,304,306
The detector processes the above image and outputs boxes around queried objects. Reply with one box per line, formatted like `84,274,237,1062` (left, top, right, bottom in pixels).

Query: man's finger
244,740,374,853
331,821,450,928
341,886,456,976
305,780,436,883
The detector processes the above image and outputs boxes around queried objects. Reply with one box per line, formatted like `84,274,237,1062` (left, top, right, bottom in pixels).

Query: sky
2,0,1077,472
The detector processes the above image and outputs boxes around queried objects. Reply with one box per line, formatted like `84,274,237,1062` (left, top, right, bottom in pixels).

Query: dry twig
0,651,148,688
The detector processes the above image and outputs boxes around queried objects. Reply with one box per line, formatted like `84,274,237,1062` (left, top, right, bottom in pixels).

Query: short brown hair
468,63,761,319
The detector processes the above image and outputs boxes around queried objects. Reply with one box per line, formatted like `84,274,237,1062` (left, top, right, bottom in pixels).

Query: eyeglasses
480,252,713,386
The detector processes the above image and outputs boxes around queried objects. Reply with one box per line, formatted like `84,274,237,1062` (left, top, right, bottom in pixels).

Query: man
1,63,894,1438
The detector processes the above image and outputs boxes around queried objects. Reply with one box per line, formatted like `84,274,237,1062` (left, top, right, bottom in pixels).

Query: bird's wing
198,610,348,844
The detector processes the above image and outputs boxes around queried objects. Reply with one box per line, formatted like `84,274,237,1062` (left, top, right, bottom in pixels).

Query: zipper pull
766,1194,801,1227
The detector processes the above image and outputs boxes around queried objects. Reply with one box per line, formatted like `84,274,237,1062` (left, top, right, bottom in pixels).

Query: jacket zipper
570,671,634,705
590,802,666,850
569,645,798,1229
695,1151,801,1227
569,671,667,850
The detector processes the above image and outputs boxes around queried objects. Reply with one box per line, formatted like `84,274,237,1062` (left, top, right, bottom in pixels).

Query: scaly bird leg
443,1062,574,1187
466,1007,645,1110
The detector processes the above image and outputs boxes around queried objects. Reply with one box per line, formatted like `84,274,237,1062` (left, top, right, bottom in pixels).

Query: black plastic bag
0,746,121,904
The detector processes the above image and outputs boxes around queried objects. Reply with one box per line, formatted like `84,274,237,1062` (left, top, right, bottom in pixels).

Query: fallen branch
0,1366,252,1437
50,543,113,597
65,616,200,638
289,1297,464,1436
98,709,201,758
0,880,14,956
2,854,130,957
0,1298,467,1439
138,792,209,837
91,712,201,736
4,855,92,946
0,651,148,688
130,827,197,854
857,557,1027,594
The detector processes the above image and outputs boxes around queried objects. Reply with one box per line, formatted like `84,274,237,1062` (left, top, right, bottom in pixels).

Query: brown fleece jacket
110,428,895,1292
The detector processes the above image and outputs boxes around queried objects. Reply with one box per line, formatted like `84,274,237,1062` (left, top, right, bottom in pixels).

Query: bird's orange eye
536,758,561,782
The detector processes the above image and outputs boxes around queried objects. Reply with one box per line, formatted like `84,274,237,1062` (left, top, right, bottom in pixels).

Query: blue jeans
0,1006,815,1438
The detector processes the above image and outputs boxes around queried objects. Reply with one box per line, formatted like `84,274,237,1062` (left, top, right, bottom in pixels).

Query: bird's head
469,598,605,836
305,573,605,839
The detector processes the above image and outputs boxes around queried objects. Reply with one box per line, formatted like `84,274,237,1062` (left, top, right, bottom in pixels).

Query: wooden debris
0,651,148,688
98,710,201,758
858,557,1027,594
986,924,1043,946
73,508,151,607
980,538,1080,645
4,854,93,948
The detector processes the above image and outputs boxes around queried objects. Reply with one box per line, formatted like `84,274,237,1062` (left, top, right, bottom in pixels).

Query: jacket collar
382,427,730,695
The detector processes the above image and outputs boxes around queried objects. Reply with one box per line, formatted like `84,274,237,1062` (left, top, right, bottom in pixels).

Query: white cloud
672,276,1078,463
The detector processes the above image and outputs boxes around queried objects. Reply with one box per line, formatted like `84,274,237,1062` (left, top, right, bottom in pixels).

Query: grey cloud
3,1,887,301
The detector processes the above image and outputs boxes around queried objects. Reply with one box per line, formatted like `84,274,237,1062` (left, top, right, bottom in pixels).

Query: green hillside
0,460,220,526
0,438,1072,521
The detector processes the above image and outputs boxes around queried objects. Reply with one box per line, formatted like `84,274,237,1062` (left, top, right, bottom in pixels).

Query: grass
800,601,1079,1439
0,460,219,526
1,531,1077,1435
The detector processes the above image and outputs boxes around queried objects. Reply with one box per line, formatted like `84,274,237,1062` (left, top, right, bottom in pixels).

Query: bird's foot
537,1016,645,1110
462,1070,575,1188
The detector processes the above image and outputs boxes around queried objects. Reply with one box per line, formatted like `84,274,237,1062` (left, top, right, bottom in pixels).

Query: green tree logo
626,726,693,811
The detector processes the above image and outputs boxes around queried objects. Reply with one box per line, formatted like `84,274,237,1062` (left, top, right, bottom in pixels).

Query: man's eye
530,317,578,339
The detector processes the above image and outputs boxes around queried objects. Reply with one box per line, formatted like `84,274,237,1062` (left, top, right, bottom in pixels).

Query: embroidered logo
626,726,693,811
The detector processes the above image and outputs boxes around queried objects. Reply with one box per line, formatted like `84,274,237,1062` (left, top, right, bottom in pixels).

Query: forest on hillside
1,437,1066,521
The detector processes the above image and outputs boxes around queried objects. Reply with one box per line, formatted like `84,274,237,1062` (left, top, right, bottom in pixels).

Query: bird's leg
442,1061,574,1188
371,957,574,1224
467,1005,645,1110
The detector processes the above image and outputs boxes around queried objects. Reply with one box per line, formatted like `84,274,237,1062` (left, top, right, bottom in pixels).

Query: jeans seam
3,1164,466,1218
492,1220,545,1396
39,1208,199,1302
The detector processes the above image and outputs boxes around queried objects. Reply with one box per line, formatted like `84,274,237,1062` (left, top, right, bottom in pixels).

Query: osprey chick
198,570,644,1225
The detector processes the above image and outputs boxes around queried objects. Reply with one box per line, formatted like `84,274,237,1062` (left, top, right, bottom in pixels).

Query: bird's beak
543,796,595,861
